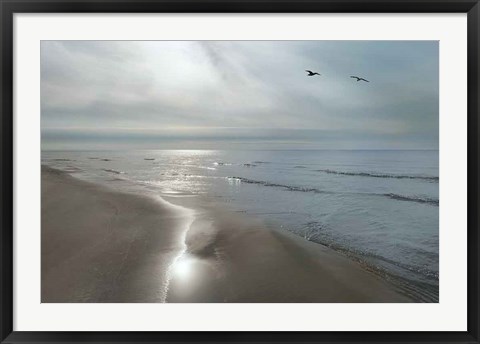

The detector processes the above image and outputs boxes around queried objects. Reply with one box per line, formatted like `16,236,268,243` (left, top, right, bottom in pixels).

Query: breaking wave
384,193,439,205
227,177,327,194
102,169,125,175
316,169,438,182
227,177,438,206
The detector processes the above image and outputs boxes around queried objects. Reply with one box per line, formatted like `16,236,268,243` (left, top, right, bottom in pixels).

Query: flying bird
350,76,369,82
305,70,321,76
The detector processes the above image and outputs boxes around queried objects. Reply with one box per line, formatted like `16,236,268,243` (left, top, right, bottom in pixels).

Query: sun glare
172,256,195,280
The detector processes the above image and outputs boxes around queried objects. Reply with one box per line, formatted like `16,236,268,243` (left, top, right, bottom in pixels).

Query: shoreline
42,165,412,303
42,166,193,302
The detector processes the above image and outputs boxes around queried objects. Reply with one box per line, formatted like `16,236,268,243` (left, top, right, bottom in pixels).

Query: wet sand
42,166,411,303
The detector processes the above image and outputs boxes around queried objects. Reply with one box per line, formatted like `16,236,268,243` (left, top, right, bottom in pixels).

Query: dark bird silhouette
350,76,369,82
305,70,321,76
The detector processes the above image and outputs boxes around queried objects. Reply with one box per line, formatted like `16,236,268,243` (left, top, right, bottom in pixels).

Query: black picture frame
1,0,478,343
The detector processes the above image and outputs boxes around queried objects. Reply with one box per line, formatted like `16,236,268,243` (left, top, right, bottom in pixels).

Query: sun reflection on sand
165,253,220,302
171,255,195,280
153,195,196,302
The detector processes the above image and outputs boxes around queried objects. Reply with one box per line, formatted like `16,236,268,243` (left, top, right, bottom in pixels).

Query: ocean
42,149,439,302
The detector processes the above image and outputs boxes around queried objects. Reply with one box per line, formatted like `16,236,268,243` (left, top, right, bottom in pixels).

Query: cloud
41,40,438,150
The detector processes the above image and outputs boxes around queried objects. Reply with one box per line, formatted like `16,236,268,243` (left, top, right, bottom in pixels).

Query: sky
41,40,439,150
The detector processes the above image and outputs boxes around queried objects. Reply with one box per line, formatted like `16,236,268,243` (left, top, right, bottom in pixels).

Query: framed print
0,0,479,343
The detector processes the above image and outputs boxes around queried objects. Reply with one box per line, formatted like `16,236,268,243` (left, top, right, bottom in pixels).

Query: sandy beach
42,165,412,303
